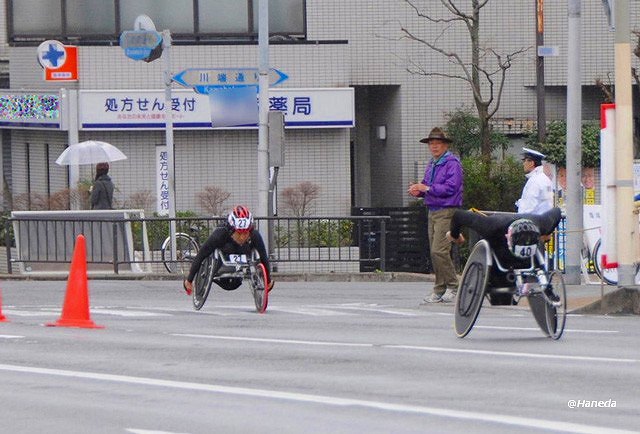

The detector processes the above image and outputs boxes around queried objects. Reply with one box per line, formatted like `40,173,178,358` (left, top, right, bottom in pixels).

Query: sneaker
441,289,457,303
421,293,443,304
183,280,193,296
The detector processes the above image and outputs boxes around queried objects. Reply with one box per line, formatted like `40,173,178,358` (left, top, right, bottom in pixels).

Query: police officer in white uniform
516,147,554,214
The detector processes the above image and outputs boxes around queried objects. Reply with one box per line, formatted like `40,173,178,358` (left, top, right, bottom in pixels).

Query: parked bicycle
161,227,200,275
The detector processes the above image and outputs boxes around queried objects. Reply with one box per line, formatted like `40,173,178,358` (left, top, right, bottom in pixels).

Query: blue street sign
172,68,288,94
120,30,163,62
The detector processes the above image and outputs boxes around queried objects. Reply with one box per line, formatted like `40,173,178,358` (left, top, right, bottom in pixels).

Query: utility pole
257,0,270,248
565,0,582,285
613,0,636,285
536,0,546,144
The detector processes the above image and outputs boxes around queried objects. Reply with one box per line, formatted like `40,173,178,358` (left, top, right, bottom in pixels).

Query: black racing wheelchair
454,214,567,340
192,248,269,314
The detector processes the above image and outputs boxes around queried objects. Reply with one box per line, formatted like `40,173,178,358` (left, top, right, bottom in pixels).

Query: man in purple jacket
408,127,463,303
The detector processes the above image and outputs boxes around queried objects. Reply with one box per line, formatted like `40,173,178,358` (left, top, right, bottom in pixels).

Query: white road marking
172,333,374,347
316,303,417,316
0,335,24,339
475,325,619,334
127,430,189,434
389,345,639,363
171,333,637,363
0,363,634,434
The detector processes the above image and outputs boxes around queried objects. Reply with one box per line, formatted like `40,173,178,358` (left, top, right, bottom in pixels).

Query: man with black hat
516,147,553,214
408,127,463,304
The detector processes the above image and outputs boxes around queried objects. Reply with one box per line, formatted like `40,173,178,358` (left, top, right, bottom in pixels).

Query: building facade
0,1,637,217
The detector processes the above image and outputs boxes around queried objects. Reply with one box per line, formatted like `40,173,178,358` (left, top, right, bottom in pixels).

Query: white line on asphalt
0,335,24,339
0,363,634,434
476,325,619,334
315,304,417,316
127,430,189,434
389,345,638,363
171,333,637,363
171,334,374,347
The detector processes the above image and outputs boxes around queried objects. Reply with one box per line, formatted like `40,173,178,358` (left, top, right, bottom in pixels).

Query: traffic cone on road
46,234,103,329
0,287,8,322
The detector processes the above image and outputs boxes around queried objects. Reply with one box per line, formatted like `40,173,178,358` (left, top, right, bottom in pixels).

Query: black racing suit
449,207,562,273
187,224,271,290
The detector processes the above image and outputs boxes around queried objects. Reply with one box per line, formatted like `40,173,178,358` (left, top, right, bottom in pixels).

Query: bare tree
196,186,231,216
125,190,156,211
398,0,529,161
281,181,320,217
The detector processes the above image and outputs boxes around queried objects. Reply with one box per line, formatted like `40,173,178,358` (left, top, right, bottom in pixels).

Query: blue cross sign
37,40,67,69
172,68,288,94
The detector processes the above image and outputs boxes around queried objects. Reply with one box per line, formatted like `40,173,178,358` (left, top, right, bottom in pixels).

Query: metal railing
4,214,390,275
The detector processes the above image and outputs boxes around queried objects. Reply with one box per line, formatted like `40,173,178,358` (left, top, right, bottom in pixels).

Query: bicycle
455,238,566,340
161,228,200,275
192,248,269,313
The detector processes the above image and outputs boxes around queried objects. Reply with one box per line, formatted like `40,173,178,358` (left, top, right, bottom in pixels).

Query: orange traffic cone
46,234,103,329
0,287,8,322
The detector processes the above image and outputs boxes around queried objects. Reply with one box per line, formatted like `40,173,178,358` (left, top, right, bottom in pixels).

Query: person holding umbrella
90,162,114,210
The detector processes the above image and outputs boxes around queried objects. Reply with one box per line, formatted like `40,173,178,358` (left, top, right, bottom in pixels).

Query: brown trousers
427,208,459,295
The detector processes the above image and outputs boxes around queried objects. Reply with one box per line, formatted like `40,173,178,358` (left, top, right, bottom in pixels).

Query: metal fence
3,214,391,275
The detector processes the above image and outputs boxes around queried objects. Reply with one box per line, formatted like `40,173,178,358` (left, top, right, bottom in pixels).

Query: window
66,0,115,35
251,0,305,35
119,0,194,33
11,0,62,35
7,0,306,44
199,2,250,34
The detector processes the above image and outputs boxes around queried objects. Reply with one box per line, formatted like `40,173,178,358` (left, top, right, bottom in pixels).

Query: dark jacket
90,174,114,210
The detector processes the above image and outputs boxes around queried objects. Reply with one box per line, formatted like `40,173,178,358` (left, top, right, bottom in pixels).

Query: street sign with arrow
172,68,288,94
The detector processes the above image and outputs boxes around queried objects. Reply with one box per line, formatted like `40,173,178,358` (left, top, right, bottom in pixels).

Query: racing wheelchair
454,218,567,340
191,248,269,314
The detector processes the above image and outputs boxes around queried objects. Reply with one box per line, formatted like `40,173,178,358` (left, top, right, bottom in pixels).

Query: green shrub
462,156,524,212
525,120,601,168
275,219,354,248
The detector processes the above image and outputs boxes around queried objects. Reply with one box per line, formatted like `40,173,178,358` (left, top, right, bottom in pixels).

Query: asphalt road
0,279,638,434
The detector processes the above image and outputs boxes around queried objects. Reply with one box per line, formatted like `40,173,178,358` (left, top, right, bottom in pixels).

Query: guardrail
4,214,390,275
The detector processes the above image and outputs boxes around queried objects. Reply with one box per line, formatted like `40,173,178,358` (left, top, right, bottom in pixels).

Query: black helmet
506,219,540,259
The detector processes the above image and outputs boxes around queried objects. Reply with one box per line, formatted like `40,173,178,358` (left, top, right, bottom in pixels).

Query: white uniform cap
521,147,545,162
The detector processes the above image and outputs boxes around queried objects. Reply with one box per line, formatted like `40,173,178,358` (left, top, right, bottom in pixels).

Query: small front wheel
251,263,269,313
161,233,199,274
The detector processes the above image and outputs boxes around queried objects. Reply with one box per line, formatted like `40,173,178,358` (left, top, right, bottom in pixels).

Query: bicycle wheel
161,233,199,274
455,240,490,338
251,263,269,313
193,255,215,311
544,270,567,340
592,238,618,286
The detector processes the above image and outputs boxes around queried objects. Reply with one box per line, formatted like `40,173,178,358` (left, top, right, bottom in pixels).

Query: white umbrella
55,140,127,166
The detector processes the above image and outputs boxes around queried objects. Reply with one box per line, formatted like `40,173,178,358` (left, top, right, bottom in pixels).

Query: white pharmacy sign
79,88,354,130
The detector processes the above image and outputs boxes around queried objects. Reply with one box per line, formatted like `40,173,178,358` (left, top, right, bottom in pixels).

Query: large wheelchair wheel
251,263,269,314
545,270,567,340
193,255,215,311
455,240,491,338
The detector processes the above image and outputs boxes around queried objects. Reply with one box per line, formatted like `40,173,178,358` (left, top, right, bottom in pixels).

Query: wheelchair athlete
183,205,273,295
446,207,562,302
